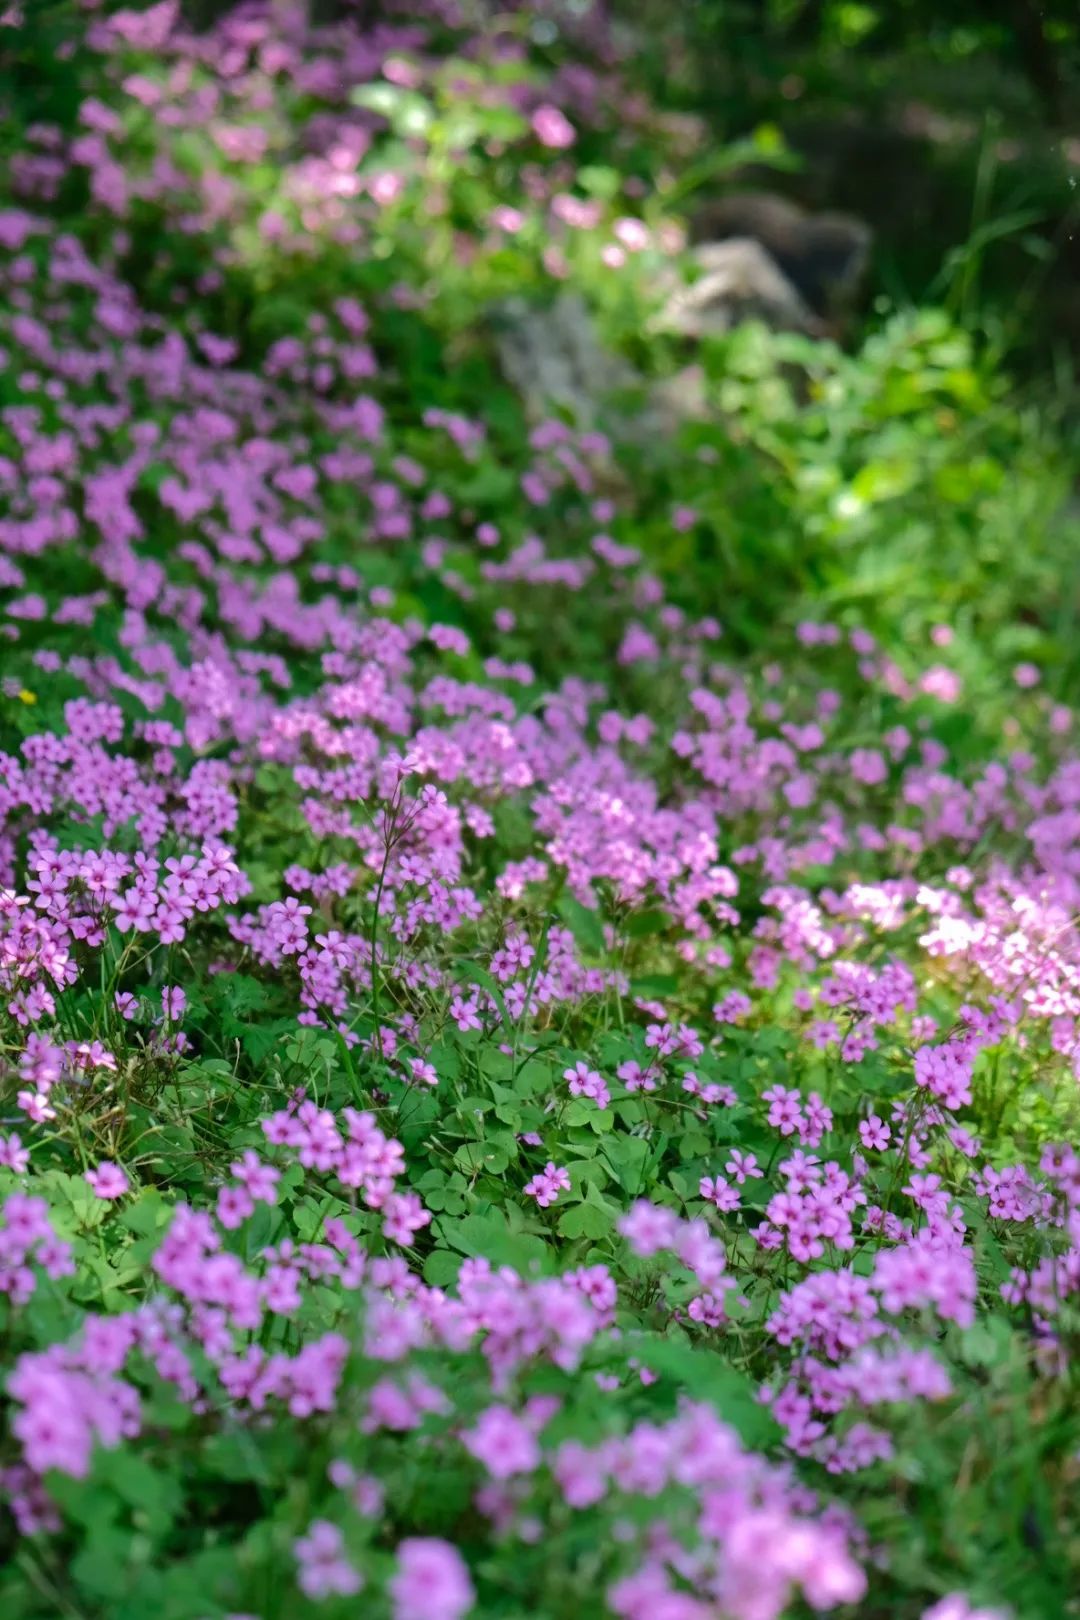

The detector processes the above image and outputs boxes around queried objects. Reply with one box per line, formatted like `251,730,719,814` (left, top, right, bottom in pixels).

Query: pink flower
726,1150,764,1185
216,1185,254,1229
914,1042,973,1111
700,1174,740,1212
763,1085,804,1137
531,104,575,149
922,1598,1010,1620
524,1162,571,1208
463,1405,539,1478
85,1162,129,1199
67,1040,117,1075
408,1056,438,1087
606,217,645,253
713,991,752,1025
382,1191,432,1245
0,1133,29,1173
920,664,962,703
489,205,525,234
161,984,186,1020
564,1061,610,1108
859,1116,890,1151
230,1150,280,1204
294,1520,361,1599
389,1538,474,1620
617,1059,656,1092
618,1199,680,1255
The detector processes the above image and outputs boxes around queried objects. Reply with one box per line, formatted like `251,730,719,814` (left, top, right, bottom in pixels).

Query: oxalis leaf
631,1334,779,1449
435,1212,552,1274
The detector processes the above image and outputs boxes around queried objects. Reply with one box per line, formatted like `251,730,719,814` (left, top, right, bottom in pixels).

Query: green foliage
0,4,1079,1620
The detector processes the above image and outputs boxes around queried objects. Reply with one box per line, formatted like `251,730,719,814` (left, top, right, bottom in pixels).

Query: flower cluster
0,3,1071,1619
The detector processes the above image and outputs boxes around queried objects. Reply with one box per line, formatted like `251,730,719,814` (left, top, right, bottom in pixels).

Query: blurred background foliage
3,0,1079,718
612,0,1080,379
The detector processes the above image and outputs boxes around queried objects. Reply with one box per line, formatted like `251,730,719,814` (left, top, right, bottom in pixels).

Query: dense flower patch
0,4,1077,1619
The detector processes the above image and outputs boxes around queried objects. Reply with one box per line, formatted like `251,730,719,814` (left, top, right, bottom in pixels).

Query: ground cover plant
0,4,1079,1618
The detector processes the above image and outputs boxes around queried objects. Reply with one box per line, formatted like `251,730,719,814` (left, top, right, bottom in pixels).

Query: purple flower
293,1520,361,1600
531,104,576,149
85,1162,129,1199
389,1539,474,1620
463,1405,540,1478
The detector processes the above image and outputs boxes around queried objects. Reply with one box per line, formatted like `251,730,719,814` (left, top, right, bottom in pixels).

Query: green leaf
624,908,671,938
350,82,432,136
120,1191,171,1237
602,1135,650,1193
455,960,511,1029
577,164,620,199
70,1528,135,1600
96,1450,181,1536
199,1430,273,1485
423,1248,462,1286
629,973,680,997
217,974,271,1015
454,1141,510,1176
436,1213,551,1274
563,1157,611,1190
558,1184,617,1240
632,1335,778,1446
452,463,517,505
557,894,606,956
565,1099,613,1131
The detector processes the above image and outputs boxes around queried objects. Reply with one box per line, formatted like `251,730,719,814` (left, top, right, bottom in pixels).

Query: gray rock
689,191,872,320
649,363,709,424
488,192,873,436
490,293,639,427
489,293,672,440
652,238,823,339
